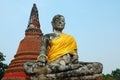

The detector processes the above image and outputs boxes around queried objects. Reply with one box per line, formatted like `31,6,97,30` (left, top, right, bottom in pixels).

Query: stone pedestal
24,62,103,80
30,74,103,80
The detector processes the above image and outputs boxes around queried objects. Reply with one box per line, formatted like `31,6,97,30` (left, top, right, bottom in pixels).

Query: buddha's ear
51,21,54,26
51,21,55,32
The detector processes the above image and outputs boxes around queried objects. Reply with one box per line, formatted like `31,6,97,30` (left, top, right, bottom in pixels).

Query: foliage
103,74,115,80
0,52,8,80
103,68,120,80
112,68,120,80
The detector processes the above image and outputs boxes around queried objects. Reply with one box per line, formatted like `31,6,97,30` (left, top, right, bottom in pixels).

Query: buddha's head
51,14,65,31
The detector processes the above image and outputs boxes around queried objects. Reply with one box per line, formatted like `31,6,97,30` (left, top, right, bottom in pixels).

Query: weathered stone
24,61,103,80
23,9,103,80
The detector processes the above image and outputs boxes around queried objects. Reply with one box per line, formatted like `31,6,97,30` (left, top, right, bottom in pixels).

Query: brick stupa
2,4,42,80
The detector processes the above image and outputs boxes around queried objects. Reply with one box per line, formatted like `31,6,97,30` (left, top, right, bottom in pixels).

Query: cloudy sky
0,0,120,74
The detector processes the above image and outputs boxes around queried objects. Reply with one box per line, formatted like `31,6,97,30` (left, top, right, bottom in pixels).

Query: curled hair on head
51,14,65,23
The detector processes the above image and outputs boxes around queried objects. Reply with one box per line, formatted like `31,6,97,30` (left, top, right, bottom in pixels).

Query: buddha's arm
40,35,49,55
37,35,50,66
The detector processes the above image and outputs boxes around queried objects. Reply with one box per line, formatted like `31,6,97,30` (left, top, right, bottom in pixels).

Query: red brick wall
2,32,42,80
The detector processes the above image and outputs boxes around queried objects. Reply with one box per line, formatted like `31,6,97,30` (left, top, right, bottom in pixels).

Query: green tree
103,74,108,80
0,52,8,79
112,68,120,80
103,74,115,80
103,68,120,80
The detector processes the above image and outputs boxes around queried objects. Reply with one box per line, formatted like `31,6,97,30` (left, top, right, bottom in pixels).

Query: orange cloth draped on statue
47,33,77,62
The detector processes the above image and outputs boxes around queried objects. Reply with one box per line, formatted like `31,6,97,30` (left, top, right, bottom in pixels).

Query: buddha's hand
72,55,78,64
37,54,47,67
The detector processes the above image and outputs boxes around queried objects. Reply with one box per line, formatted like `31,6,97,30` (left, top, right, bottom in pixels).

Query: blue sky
0,0,120,74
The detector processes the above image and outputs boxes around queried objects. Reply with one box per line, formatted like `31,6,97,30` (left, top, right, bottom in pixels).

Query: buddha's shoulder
44,33,55,37
63,33,74,38
43,33,56,39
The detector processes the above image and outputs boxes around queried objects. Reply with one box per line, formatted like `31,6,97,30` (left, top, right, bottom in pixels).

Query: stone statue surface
24,14,103,80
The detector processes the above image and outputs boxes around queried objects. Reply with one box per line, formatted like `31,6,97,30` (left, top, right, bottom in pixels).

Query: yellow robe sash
47,33,77,62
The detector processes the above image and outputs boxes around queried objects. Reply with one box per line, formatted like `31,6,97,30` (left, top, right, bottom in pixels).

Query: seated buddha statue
24,14,103,80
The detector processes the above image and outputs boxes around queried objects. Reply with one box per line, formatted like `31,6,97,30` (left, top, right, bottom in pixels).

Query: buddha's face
52,15,65,31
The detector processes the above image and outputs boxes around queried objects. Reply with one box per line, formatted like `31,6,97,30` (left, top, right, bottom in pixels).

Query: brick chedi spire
25,3,42,35
2,4,43,80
